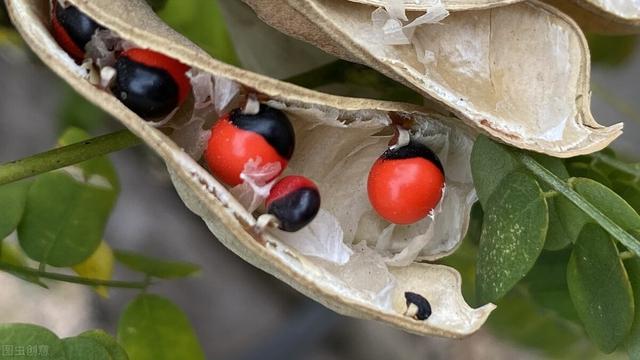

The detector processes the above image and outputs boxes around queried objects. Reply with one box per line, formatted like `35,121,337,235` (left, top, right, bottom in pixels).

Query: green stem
0,129,141,186
516,153,640,257
0,261,149,289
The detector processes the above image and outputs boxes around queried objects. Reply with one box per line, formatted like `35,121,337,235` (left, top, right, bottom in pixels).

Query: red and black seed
51,1,103,62
266,176,320,232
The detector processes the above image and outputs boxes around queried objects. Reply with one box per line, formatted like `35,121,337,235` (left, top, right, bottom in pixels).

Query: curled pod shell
345,0,522,11
542,0,640,34
7,0,495,337
243,0,623,157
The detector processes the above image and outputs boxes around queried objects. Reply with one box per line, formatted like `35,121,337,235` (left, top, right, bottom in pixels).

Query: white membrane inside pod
590,0,640,18
310,0,598,152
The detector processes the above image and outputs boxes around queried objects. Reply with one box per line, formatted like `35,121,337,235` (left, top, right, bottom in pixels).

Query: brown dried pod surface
543,0,640,34
7,0,496,337
244,0,623,157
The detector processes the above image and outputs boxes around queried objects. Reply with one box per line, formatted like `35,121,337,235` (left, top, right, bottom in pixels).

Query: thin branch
516,153,640,257
0,261,149,289
0,129,141,186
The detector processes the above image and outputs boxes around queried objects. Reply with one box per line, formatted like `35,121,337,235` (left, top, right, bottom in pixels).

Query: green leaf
574,178,640,230
615,181,640,214
78,330,128,360
567,224,634,353
476,171,549,304
57,128,119,190
626,258,640,359
57,87,106,133
470,135,520,207
114,250,200,279
566,162,611,188
17,127,119,266
529,154,571,251
146,0,168,11
544,201,572,251
18,170,117,267
0,323,66,360
464,202,483,246
0,180,30,240
73,240,115,298
530,154,569,184
587,34,638,66
62,337,111,360
556,177,640,245
522,249,579,323
488,288,594,359
157,0,239,65
118,294,205,360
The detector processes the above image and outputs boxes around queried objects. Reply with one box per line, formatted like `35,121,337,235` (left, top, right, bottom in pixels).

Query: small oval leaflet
567,224,634,353
476,170,549,304
62,337,112,360
117,294,205,360
78,330,129,360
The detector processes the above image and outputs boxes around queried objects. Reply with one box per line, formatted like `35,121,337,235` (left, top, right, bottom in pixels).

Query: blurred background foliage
0,0,639,359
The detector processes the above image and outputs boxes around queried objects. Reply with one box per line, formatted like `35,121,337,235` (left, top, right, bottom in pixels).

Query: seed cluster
50,1,446,232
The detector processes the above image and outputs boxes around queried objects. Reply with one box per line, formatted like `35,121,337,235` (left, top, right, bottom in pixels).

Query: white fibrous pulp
372,0,449,46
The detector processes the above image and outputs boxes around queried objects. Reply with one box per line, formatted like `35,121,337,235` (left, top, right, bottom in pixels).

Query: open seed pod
7,0,497,337
244,0,623,158
543,0,640,34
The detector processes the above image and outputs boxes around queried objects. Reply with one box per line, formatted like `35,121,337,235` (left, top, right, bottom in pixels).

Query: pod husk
346,0,521,11
244,0,623,158
6,0,495,337
346,0,640,33
543,0,640,34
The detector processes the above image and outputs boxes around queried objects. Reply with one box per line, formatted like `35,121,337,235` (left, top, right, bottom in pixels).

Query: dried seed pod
542,0,640,34
345,0,520,11
7,0,495,337
244,0,623,157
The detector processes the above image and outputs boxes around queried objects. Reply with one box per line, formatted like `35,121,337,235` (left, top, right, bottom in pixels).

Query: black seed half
268,187,320,232
381,140,444,174
54,3,102,50
230,105,295,160
404,292,432,321
112,56,180,119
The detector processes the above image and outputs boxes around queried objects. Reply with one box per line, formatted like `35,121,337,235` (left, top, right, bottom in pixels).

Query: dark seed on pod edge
204,104,296,186
51,1,103,62
266,176,320,232
404,292,432,321
112,48,191,120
